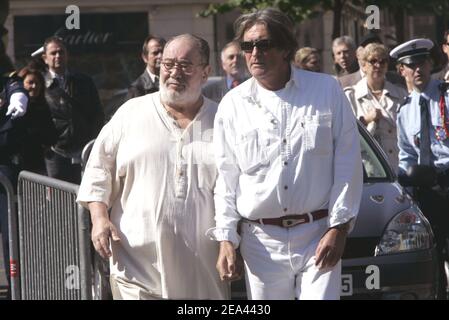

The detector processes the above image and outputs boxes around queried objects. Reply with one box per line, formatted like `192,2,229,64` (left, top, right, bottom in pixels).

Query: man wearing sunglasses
393,38,449,299
207,8,363,300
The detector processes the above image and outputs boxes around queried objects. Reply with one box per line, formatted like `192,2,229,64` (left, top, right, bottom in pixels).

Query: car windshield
358,124,392,182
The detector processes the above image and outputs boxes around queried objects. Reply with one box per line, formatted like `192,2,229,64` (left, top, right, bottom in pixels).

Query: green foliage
198,0,327,23
199,0,449,21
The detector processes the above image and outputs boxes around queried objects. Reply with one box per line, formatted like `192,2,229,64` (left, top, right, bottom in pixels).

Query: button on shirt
207,67,363,247
397,79,449,174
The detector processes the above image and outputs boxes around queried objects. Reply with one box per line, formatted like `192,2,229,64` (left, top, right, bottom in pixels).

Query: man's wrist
330,222,350,235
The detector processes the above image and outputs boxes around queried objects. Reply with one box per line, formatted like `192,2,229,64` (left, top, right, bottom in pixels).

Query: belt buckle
282,217,306,228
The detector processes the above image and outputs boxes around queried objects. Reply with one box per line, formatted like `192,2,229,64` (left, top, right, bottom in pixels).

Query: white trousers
239,218,341,300
110,275,162,300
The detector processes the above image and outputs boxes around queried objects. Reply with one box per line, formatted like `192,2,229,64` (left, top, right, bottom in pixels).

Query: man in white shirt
207,8,363,300
77,34,229,300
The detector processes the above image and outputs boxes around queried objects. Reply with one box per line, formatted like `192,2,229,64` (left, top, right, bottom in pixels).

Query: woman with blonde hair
294,47,321,72
345,43,407,171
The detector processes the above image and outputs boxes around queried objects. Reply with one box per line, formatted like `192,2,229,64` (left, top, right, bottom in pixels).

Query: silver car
231,122,441,300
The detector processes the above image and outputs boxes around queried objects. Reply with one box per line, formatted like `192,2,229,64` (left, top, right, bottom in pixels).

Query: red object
438,93,449,140
10,259,18,278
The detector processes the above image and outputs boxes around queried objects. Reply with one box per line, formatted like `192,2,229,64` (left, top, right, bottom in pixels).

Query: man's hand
88,202,121,259
216,241,241,281
315,223,349,270
6,92,28,119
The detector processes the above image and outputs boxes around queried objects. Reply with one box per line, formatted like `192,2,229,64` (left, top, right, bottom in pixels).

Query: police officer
393,38,449,299
0,64,29,295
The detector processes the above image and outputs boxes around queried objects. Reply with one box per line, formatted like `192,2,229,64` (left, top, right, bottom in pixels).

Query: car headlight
375,206,433,256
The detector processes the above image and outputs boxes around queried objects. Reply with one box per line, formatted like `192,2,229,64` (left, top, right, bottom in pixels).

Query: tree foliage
198,0,449,43
199,0,344,23
200,0,449,21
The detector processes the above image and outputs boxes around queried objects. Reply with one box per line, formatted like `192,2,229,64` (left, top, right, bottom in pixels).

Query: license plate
341,274,353,296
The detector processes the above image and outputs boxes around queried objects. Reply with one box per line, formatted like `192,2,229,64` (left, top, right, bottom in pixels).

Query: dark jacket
20,98,57,173
202,77,229,104
0,75,28,166
45,71,104,158
125,71,159,100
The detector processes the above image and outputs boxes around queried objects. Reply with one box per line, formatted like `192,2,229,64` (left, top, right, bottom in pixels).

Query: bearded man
77,34,229,300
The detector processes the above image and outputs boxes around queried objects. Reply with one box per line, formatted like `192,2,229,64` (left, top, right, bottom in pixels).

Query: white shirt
207,66,363,247
44,69,67,89
76,92,229,299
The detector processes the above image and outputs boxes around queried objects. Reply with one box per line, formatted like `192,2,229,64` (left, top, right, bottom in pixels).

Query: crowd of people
1,7,449,300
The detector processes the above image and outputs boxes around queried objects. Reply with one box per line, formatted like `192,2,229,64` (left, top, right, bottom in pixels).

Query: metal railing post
0,171,20,300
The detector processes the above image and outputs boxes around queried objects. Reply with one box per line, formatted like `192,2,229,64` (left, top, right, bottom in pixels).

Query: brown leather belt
244,209,328,228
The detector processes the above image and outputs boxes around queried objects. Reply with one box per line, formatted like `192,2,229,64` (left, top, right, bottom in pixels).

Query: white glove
6,92,29,119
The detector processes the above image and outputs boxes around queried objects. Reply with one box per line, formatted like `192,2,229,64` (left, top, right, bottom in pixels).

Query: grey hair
165,34,210,65
332,36,356,51
220,41,240,62
234,8,297,61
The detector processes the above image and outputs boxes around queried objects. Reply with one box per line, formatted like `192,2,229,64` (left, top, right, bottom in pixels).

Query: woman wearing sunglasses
345,43,408,171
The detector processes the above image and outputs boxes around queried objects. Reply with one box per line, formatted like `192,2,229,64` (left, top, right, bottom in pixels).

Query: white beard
159,81,201,106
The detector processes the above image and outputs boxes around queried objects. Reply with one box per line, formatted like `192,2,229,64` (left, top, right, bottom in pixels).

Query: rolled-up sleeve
206,99,242,248
328,82,363,232
76,109,123,209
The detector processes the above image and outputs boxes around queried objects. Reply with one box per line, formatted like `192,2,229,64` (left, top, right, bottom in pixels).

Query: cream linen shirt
207,66,363,247
77,92,229,299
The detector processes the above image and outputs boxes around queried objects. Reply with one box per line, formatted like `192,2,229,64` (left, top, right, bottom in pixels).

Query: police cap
390,38,433,65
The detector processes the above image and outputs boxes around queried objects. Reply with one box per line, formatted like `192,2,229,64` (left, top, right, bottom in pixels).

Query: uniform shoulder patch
397,96,411,113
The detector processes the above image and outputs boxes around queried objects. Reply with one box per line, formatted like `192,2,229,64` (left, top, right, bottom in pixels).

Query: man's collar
242,64,298,99
226,75,234,89
146,68,158,83
415,79,439,100
45,69,68,88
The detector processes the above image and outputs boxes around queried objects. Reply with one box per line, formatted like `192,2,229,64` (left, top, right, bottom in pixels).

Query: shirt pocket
197,164,217,191
234,129,269,174
303,113,333,155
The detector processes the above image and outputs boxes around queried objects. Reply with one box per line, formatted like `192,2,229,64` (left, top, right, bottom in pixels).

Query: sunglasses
367,58,388,66
240,39,276,53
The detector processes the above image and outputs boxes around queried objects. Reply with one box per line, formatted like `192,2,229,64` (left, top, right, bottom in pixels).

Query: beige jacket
345,78,408,171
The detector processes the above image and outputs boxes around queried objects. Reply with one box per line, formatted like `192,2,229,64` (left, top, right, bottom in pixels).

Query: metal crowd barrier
0,171,19,300
15,171,92,300
0,140,110,300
